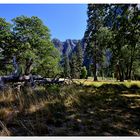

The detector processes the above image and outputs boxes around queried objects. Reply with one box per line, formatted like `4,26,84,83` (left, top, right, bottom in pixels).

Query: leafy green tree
12,16,61,77
96,27,113,78
0,18,13,75
106,4,140,81
124,4,140,79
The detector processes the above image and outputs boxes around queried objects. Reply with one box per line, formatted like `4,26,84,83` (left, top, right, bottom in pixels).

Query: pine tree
63,53,70,78
70,52,78,78
84,4,107,81
76,41,83,78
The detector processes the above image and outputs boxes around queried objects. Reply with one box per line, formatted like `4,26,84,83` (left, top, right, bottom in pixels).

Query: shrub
80,66,87,79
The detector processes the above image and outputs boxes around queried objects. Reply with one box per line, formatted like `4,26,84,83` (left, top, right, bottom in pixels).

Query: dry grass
0,81,140,136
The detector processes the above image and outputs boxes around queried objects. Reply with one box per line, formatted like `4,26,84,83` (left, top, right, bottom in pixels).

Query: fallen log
0,75,66,89
0,56,72,89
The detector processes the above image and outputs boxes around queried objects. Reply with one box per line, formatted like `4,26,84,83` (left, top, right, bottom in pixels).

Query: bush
80,66,87,79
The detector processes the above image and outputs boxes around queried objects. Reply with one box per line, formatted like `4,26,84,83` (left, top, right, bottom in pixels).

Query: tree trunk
128,56,133,80
93,62,98,81
93,39,98,81
119,61,124,82
120,71,124,82
125,65,129,80
128,68,132,79
128,44,135,80
25,58,33,75
115,60,124,82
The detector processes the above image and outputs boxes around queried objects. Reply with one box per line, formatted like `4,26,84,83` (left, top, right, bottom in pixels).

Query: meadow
0,80,140,136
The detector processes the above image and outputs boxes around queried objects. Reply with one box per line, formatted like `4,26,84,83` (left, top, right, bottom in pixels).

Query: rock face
52,38,85,57
52,38,64,55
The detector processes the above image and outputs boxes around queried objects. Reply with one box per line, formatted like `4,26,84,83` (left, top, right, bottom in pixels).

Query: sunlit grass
121,94,140,98
74,79,140,88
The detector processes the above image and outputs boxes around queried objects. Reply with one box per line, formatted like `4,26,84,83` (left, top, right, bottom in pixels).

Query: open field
0,81,140,136
74,79,140,87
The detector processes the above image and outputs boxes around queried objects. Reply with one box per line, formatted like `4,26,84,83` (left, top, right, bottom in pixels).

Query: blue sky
0,4,87,41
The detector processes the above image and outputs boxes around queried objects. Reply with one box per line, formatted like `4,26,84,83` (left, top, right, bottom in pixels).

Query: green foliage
84,4,140,81
0,16,61,77
70,52,78,78
63,54,70,78
84,4,108,81
96,27,113,48
107,4,140,80
80,66,87,79
76,41,83,78
69,42,83,79
36,48,61,77
0,18,13,74
65,41,83,79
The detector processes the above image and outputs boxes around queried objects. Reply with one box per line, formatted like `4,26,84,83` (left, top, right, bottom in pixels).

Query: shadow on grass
0,83,140,136
70,83,140,136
